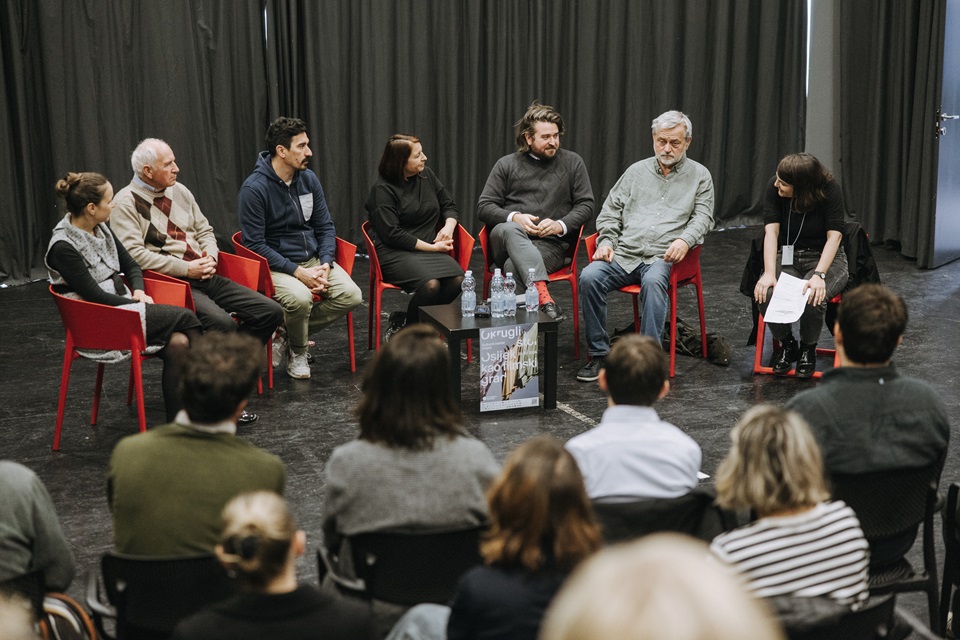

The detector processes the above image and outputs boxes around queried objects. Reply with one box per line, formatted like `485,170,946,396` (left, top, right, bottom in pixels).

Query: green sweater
108,424,285,556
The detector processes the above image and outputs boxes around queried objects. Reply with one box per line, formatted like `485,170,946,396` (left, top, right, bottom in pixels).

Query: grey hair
130,138,169,177
651,111,692,138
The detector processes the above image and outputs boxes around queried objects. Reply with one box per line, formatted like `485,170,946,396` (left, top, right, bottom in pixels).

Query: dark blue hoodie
237,151,337,275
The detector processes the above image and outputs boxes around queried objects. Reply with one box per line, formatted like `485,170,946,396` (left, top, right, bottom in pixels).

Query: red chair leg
696,279,707,359
631,294,640,333
131,356,147,433
347,312,356,372
94,363,107,425
570,277,580,360
374,288,384,351
669,288,678,378
53,350,75,452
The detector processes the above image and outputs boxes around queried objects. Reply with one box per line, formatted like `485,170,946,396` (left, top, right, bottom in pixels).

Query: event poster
479,323,539,411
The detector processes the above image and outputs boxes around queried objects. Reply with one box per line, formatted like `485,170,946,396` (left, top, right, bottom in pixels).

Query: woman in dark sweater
44,172,201,420
753,153,849,377
172,492,376,640
365,134,464,339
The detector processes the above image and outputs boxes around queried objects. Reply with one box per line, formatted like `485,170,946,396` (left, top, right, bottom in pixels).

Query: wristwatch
813,271,826,280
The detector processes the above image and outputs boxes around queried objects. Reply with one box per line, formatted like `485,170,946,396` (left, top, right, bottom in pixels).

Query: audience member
111,138,283,346
0,461,75,591
386,435,602,640
321,324,498,632
108,332,285,555
539,534,785,640
45,172,202,422
237,116,363,379
710,405,869,605
565,335,701,501
0,593,38,640
578,110,714,382
477,100,595,321
172,492,375,640
365,134,464,339
753,153,848,377
787,282,949,566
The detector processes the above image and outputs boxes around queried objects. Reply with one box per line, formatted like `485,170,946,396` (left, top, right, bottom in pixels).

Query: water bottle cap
464,270,472,276
506,272,513,277
494,268,501,275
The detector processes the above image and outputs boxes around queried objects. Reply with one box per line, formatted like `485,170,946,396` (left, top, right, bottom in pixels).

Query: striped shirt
710,501,869,605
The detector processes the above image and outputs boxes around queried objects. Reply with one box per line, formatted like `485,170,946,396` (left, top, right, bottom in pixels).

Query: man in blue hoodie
238,117,363,379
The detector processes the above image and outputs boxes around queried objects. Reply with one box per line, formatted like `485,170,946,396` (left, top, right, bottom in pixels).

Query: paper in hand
764,272,809,324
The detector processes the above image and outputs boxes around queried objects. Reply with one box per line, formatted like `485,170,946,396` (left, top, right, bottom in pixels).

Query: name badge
781,245,794,266
299,193,314,221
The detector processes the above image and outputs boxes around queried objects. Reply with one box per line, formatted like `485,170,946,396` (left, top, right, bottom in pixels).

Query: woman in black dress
753,153,848,377
365,135,464,339
45,172,202,421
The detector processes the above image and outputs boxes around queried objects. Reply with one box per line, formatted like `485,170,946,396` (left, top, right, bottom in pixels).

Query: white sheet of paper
764,272,809,324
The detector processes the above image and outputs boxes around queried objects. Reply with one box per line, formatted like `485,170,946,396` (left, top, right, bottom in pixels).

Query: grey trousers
489,222,568,292
759,246,849,344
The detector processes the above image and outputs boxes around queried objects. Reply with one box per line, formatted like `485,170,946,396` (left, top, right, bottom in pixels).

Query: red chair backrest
231,231,276,298
335,237,357,276
360,221,387,283
451,224,475,271
141,277,193,308
216,252,261,291
49,286,146,353
477,226,494,274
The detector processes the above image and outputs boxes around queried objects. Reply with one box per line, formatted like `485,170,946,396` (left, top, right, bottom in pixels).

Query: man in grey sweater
477,101,595,321
577,111,714,382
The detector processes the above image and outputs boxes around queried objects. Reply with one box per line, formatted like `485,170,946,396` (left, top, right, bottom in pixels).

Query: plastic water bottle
490,268,505,318
525,268,539,314
461,270,476,317
503,272,517,317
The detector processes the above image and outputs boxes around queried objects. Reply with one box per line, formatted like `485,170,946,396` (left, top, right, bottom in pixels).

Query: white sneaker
272,329,288,368
286,350,310,379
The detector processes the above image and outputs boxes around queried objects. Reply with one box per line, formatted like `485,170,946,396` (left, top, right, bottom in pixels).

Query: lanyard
785,203,807,246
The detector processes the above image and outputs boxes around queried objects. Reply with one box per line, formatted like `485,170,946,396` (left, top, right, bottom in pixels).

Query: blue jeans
580,257,672,356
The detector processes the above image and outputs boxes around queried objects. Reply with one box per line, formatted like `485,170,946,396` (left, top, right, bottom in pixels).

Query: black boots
771,335,800,375
795,342,817,378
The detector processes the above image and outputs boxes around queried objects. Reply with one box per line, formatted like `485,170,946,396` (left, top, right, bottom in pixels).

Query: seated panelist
753,153,848,377
45,172,202,422
365,134,465,341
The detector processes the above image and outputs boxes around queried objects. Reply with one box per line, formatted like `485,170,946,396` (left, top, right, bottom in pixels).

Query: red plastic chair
752,294,842,379
478,225,583,359
142,270,196,311
584,234,707,377
361,220,475,352
232,232,356,375
50,277,192,451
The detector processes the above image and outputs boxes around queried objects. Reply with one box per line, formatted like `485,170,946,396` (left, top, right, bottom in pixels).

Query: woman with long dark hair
753,153,849,377
365,135,464,340
386,435,601,640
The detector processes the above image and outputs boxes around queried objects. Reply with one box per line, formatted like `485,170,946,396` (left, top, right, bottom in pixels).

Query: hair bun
238,535,260,560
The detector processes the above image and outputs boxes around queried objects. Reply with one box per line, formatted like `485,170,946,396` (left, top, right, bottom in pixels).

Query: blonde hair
217,492,295,589
0,593,38,640
715,405,829,514
540,534,784,640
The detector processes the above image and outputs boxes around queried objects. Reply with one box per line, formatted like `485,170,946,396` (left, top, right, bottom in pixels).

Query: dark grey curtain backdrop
265,0,806,244
2,0,805,285
0,0,268,284
838,0,945,267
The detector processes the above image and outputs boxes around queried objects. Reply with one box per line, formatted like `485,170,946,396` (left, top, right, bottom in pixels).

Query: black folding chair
773,594,896,640
591,486,738,545
318,526,484,606
85,552,237,640
939,482,960,636
831,459,944,635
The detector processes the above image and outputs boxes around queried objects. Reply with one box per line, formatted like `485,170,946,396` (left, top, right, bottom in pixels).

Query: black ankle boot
771,336,799,375
796,342,817,378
